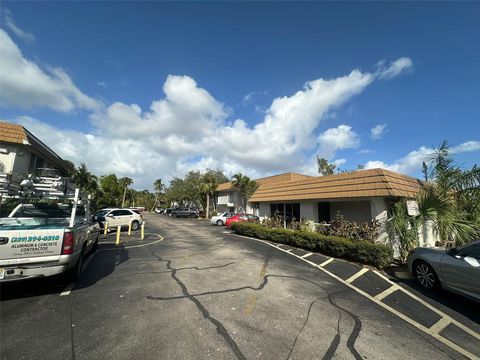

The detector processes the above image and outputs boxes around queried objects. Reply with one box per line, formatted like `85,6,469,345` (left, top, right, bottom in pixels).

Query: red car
225,214,259,228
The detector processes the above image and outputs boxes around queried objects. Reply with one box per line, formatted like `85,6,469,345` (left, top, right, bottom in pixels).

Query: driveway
0,214,477,359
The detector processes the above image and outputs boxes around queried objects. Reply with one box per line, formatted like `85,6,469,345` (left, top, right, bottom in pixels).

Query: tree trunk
206,193,210,218
122,186,128,208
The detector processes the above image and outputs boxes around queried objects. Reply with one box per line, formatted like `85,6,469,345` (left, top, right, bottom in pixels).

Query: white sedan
210,212,235,226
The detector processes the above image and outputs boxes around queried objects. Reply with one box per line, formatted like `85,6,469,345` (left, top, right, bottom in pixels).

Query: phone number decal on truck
11,235,61,242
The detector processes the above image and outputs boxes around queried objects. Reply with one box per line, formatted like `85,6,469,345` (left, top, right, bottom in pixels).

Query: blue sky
1,2,479,189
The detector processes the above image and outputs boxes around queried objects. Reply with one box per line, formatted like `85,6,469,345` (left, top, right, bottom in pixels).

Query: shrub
231,222,393,268
316,212,381,242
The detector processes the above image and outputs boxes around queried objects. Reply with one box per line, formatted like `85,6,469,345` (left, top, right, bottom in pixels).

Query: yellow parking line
429,317,451,334
374,285,400,301
372,269,480,342
345,268,369,283
318,257,334,267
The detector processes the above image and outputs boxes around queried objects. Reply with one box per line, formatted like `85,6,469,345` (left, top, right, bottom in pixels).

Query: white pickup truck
0,199,99,282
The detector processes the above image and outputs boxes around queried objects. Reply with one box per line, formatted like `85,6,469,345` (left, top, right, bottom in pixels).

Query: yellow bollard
116,225,121,245
141,222,145,240
128,222,132,236
104,222,109,235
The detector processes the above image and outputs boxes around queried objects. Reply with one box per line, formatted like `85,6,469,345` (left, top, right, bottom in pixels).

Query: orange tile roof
216,172,316,191
248,169,423,202
0,121,29,145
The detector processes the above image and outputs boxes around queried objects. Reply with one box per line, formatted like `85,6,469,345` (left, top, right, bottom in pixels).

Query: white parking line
301,252,313,258
318,257,334,267
345,268,369,283
60,283,75,296
229,233,480,360
429,317,452,335
374,285,400,301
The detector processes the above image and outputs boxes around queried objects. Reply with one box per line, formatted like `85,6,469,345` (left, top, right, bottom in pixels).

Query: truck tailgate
0,228,65,264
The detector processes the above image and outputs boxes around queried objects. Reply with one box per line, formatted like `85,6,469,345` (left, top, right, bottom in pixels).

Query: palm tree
200,173,218,218
231,173,258,213
418,141,480,246
389,141,479,258
119,177,133,208
72,163,98,193
151,179,164,211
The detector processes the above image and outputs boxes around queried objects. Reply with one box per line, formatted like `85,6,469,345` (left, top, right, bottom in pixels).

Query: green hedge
231,222,393,268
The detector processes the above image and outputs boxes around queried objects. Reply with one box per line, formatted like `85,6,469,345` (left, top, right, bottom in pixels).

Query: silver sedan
407,240,480,302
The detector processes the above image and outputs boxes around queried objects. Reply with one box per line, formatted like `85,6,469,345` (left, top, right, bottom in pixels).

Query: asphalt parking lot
1,213,479,360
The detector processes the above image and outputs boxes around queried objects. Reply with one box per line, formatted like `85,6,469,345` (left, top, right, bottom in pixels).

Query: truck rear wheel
65,245,86,282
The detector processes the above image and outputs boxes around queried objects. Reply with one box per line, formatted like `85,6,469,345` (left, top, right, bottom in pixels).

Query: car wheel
216,219,224,226
414,260,439,290
131,220,140,231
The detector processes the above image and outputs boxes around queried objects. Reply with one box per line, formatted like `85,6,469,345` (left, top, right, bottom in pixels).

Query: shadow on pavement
74,243,129,289
396,278,480,326
0,244,129,301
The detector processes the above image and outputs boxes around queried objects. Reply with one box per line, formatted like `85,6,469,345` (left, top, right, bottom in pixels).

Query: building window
270,203,300,221
318,202,330,223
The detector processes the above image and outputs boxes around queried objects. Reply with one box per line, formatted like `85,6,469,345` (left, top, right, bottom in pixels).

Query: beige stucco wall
0,143,19,174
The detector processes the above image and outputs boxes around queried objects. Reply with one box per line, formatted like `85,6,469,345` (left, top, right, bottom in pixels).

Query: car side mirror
107,214,114,218
447,248,458,256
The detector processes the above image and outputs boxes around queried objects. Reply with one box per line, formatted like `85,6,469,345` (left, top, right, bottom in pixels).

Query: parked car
225,214,259,229
130,206,145,213
407,240,480,301
164,208,174,216
94,208,143,231
171,207,199,218
210,212,235,226
154,208,165,214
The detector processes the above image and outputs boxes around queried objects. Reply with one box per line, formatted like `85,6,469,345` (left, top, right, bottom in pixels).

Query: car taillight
62,232,74,255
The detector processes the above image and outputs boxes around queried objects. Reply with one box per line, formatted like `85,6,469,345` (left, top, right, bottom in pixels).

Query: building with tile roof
0,121,69,194
215,168,432,249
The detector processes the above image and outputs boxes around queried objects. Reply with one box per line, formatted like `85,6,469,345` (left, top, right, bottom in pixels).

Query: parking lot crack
149,251,246,360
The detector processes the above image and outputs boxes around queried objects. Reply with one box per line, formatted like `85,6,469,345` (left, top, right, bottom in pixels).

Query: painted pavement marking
345,268,370,284
228,233,480,360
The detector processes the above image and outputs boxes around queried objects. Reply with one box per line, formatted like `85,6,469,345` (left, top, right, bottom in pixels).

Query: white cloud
12,57,410,188
376,57,413,80
242,90,268,106
333,158,347,167
370,123,387,139
0,29,102,112
317,125,360,159
97,81,108,88
358,149,374,154
364,141,480,175
3,9,34,43
451,141,480,154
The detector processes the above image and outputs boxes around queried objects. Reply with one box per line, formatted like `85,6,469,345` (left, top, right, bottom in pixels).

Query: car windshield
95,209,110,217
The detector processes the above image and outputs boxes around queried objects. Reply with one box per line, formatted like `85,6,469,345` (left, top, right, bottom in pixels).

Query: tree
63,160,76,177
317,157,336,176
389,140,480,258
199,172,220,218
119,177,133,208
231,173,258,212
151,178,165,211
99,174,122,207
72,163,98,193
